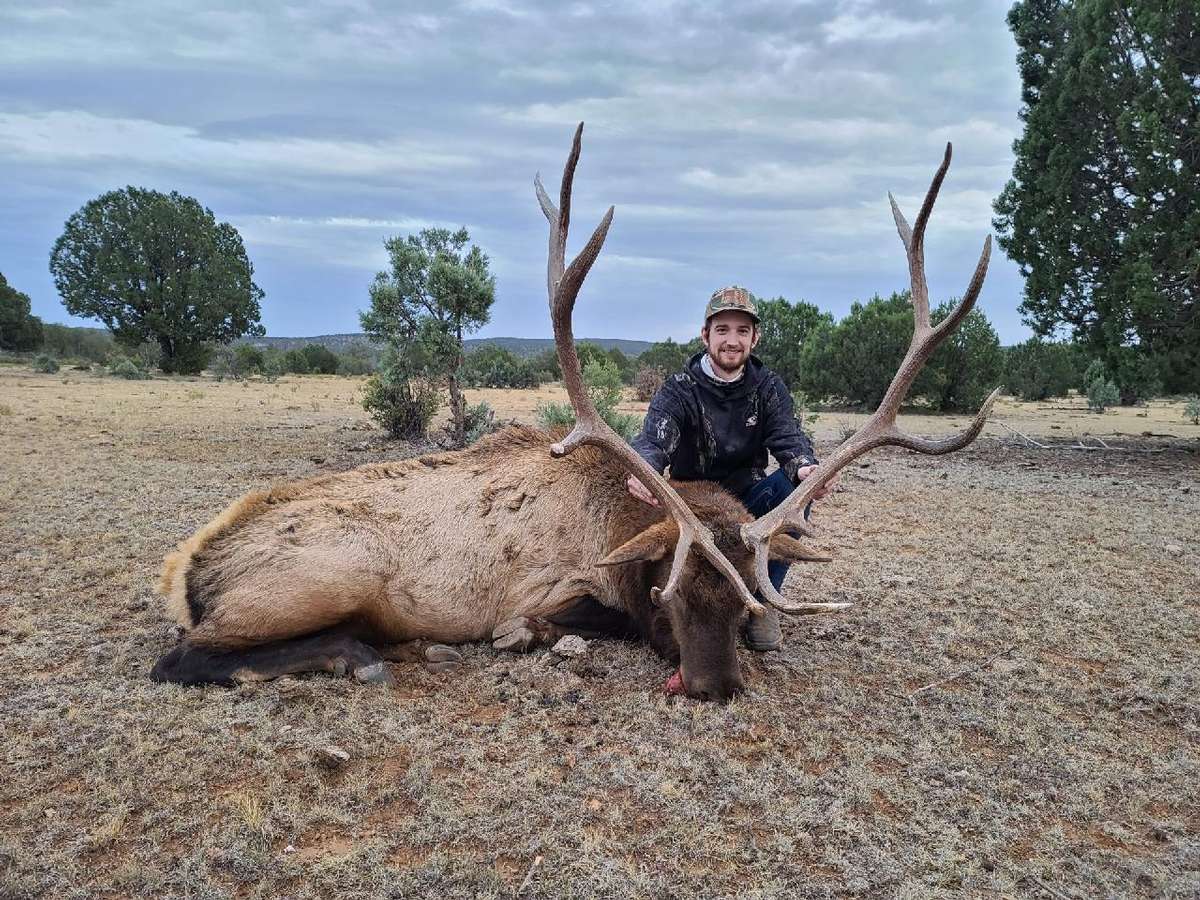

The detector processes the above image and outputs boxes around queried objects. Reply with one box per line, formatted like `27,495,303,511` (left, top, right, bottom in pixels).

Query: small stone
1165,543,1184,557
981,857,996,872
882,575,914,587
313,746,351,769
551,635,589,657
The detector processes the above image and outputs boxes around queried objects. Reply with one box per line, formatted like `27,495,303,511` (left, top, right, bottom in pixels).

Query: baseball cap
704,285,759,323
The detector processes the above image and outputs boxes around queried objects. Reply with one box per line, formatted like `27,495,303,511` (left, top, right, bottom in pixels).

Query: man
627,285,832,651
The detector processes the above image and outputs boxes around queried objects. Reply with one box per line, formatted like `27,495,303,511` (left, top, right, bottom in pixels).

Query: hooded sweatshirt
632,353,818,494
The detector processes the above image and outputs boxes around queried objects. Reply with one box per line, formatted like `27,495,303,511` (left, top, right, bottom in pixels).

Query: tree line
3,0,1193,439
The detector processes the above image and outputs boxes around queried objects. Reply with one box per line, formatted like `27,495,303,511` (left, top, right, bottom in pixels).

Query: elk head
535,124,998,701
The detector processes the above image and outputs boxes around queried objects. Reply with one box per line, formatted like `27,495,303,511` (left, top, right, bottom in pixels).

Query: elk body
151,125,998,701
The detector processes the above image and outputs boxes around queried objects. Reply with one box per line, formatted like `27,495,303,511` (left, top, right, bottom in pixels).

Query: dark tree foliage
798,292,913,407
0,272,43,351
40,324,113,363
753,295,833,389
361,227,494,445
914,301,1005,412
301,343,339,375
994,0,1200,393
636,337,703,375
1003,338,1083,400
461,345,549,388
49,187,264,374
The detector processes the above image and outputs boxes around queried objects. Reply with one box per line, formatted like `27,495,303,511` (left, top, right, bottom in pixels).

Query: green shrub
1184,396,1200,425
536,359,641,440
109,357,150,380
798,292,912,407
281,348,310,374
463,401,502,445
1081,358,1108,393
1003,339,1079,401
337,354,374,376
1086,377,1119,412
302,343,339,375
461,345,548,388
913,302,1004,412
362,370,440,439
33,353,59,373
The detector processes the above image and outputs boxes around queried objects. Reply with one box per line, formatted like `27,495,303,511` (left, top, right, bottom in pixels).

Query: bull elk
151,125,998,701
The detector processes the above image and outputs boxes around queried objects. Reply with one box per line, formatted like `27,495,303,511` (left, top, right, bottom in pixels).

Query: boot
743,606,782,652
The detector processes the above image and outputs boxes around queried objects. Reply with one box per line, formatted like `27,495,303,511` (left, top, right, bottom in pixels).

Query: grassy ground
1,366,1197,899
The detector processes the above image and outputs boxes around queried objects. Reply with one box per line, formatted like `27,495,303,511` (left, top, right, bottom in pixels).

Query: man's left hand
794,464,836,500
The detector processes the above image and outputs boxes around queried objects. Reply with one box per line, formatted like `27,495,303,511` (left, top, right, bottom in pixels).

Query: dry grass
0,365,1197,899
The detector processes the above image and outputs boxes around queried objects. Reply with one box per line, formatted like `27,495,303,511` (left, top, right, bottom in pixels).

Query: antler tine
741,143,999,615
538,123,767,616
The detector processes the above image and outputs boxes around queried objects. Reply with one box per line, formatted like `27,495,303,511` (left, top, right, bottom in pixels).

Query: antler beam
537,124,781,615
740,142,1000,612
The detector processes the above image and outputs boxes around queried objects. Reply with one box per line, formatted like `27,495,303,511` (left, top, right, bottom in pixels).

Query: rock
551,635,589,657
1165,543,1184,557
881,575,914,587
313,746,351,769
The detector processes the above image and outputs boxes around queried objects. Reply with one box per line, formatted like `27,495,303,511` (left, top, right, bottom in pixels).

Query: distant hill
243,334,654,358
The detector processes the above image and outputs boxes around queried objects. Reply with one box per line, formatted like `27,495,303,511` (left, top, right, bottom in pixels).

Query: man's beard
707,345,749,376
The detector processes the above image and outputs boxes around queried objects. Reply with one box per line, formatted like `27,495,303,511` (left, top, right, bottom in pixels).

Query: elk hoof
492,618,536,653
423,644,462,673
353,662,394,686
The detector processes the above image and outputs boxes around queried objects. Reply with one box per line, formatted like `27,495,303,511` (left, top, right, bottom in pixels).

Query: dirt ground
1,365,1197,899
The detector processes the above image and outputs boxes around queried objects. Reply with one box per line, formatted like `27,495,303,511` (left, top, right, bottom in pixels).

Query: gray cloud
0,0,1027,343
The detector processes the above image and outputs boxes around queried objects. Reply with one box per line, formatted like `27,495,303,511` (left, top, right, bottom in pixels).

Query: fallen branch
908,645,1016,698
995,421,1172,454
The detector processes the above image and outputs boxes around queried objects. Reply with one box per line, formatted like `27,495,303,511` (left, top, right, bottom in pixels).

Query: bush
362,370,441,439
302,343,340,375
798,292,912,407
1086,377,1119,412
281,348,311,374
637,338,701,376
1112,350,1162,405
633,366,665,402
536,359,641,440
791,390,819,428
262,353,285,383
41,324,113,363
1184,396,1200,425
461,345,548,388
913,302,1004,412
337,354,374,376
463,401,502,445
109,357,150,380
1003,339,1080,401
33,353,59,373
1081,358,1108,393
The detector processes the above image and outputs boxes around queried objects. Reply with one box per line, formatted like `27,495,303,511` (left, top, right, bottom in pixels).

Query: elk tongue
663,668,685,696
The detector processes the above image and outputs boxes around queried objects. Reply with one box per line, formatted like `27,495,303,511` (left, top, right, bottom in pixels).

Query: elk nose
686,672,744,703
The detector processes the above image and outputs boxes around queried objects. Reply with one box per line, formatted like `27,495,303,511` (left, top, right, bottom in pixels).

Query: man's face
701,310,759,374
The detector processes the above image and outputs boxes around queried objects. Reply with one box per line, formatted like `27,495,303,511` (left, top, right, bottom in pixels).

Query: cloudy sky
0,0,1030,344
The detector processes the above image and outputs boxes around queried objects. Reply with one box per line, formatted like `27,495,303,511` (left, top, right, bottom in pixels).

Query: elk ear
597,521,679,567
769,534,833,564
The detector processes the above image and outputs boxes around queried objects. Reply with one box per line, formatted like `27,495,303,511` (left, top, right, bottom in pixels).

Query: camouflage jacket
632,353,818,494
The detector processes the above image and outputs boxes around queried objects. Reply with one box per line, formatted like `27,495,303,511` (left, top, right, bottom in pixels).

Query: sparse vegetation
0,369,1197,899
632,365,665,402
536,358,641,440
1086,376,1119,413
32,353,59,373
108,357,150,380
1184,395,1200,425
361,363,441,440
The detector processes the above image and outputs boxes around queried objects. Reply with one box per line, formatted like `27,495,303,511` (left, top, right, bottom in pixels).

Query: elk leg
150,629,394,687
546,595,639,640
493,597,639,653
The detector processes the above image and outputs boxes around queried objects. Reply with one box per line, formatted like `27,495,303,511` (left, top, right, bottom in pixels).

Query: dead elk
150,126,998,701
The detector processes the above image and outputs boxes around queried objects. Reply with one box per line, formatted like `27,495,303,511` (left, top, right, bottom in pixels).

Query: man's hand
627,474,660,507
794,464,837,500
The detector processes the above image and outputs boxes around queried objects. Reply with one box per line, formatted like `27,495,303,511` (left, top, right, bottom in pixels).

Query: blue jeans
736,469,811,596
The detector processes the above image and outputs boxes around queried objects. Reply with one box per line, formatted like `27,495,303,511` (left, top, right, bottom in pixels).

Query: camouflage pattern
704,285,759,323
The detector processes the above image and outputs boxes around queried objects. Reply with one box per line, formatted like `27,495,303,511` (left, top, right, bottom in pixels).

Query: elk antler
536,123,773,616
739,142,1001,613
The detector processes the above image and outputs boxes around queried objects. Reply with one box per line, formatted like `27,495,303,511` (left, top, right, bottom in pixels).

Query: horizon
2,1,1031,345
